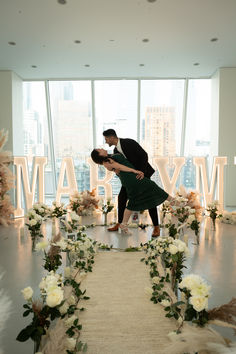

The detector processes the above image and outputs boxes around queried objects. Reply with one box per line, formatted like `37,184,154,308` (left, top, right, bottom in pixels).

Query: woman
91,148,173,234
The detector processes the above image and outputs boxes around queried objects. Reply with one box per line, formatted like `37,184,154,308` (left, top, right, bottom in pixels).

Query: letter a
56,157,78,203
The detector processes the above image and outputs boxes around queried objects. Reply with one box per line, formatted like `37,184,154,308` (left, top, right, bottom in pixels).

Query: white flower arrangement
220,210,236,225
179,274,211,314
49,201,67,218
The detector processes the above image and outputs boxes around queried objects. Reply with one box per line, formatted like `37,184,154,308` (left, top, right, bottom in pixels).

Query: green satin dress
112,154,168,211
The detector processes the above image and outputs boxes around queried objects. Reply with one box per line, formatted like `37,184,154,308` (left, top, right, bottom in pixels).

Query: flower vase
31,236,37,252
103,213,108,226
212,218,216,231
66,250,72,267
33,338,41,353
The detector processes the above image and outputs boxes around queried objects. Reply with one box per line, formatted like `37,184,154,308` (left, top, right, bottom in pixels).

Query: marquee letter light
87,157,113,199
193,156,227,212
14,156,47,217
153,157,186,195
56,157,78,203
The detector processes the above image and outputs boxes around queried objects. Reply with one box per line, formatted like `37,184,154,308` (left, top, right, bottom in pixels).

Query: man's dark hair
91,149,110,165
103,129,117,137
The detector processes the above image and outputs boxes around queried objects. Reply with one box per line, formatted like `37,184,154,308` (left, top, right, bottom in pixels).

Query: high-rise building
142,106,176,158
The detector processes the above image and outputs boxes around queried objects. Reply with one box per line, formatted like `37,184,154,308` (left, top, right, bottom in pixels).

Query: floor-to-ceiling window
181,79,212,190
22,78,212,203
140,79,185,187
23,81,54,203
48,81,93,201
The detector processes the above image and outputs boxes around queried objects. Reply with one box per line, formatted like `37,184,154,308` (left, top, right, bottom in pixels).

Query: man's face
104,136,114,147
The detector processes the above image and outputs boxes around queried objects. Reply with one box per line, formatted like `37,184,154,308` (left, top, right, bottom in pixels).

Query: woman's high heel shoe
119,223,132,235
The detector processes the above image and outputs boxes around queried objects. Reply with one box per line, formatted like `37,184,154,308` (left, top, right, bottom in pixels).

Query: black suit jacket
114,138,155,178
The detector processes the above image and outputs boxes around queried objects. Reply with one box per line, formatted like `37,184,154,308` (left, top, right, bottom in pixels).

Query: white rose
35,240,49,251
152,276,160,284
34,214,42,222
188,214,195,223
168,244,178,255
46,288,63,307
189,295,208,312
59,302,69,315
174,241,186,253
161,299,170,307
65,337,76,350
21,286,33,300
55,239,68,250
44,277,59,293
67,295,76,306
39,278,46,291
29,219,37,226
191,283,211,297
64,314,77,328
179,274,203,290
64,267,71,278
70,211,80,221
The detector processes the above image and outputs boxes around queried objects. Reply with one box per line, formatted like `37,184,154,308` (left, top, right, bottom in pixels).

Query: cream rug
80,251,176,354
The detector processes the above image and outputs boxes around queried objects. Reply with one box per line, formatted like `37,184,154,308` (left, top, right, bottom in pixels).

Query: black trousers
117,186,159,226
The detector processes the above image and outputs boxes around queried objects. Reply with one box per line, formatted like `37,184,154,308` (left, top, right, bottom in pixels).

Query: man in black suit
103,129,160,237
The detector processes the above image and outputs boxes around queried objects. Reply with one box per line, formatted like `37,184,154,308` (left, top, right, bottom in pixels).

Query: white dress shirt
116,139,127,158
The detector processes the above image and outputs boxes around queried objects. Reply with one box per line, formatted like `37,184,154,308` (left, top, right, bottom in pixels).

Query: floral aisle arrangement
206,200,222,230
179,274,211,327
31,202,51,219
161,187,201,243
100,199,114,225
141,237,189,311
141,237,236,353
68,189,99,216
50,201,67,219
25,209,44,250
17,228,98,353
60,211,81,235
0,129,14,226
17,271,64,352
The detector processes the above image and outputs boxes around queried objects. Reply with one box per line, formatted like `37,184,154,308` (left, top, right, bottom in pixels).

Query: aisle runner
80,252,176,354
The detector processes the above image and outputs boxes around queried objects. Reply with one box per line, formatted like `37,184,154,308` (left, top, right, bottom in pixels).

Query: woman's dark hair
91,149,111,165
103,129,117,137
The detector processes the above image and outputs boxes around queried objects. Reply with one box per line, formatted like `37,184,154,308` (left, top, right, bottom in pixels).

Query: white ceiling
1,0,236,80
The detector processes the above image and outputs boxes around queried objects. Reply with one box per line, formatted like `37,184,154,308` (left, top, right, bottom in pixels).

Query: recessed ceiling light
139,64,145,66
74,40,81,44
57,0,66,4
211,37,218,42
109,39,115,42
84,64,90,67
142,38,149,43
147,0,157,2
31,65,37,68
193,63,200,66
8,41,16,45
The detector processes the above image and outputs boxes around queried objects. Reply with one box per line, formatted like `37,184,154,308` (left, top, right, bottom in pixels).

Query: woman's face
96,148,108,157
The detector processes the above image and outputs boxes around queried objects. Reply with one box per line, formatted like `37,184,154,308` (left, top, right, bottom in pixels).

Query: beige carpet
80,251,176,354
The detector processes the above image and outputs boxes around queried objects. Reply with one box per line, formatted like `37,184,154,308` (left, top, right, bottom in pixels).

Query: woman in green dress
91,148,173,233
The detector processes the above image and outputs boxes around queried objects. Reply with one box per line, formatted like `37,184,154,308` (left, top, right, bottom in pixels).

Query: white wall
0,70,23,154
218,68,236,207
0,71,13,152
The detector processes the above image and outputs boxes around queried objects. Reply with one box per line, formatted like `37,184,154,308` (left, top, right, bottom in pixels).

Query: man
103,129,160,237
